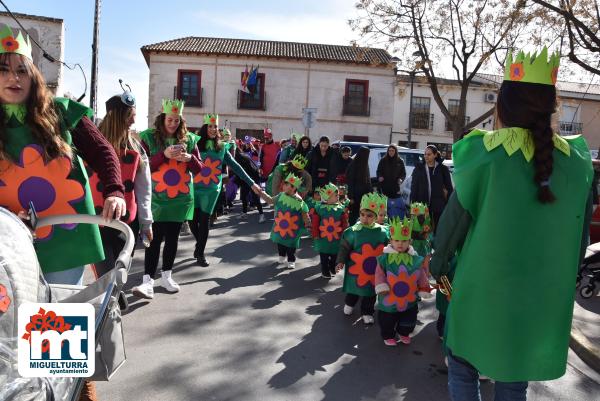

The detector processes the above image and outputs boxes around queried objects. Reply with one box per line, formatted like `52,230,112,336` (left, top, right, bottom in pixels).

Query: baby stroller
0,207,133,401
576,242,600,299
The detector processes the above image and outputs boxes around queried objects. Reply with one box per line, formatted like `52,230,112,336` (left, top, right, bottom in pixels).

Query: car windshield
398,152,423,167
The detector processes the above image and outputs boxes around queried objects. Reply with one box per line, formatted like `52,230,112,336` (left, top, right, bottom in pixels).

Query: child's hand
377,290,389,296
335,263,345,273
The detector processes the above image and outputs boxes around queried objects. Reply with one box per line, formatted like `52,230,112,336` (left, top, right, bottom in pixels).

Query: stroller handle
36,214,134,284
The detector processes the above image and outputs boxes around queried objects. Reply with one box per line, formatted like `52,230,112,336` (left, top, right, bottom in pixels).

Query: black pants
189,208,210,257
319,253,336,275
436,312,446,338
345,293,376,316
378,305,418,340
95,221,138,278
277,244,296,262
144,221,182,277
241,183,263,214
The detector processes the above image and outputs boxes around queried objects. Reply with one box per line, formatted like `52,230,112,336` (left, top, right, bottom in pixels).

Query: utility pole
90,0,101,116
407,70,415,149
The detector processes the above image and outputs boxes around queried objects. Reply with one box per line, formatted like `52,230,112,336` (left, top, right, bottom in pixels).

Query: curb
570,325,600,374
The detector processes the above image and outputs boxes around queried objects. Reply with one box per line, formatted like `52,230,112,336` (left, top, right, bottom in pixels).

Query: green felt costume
270,192,309,248
410,203,433,256
0,99,104,272
140,129,199,222
431,127,593,382
339,223,388,297
193,138,254,214
313,202,346,254
376,252,425,313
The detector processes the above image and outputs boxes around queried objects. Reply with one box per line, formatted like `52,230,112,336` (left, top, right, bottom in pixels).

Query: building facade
141,37,395,143
0,12,64,95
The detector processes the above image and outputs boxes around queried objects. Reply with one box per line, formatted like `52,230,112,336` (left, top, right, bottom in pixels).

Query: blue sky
9,0,358,129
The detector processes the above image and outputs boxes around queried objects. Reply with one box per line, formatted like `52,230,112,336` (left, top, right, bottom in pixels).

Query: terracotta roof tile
141,37,392,66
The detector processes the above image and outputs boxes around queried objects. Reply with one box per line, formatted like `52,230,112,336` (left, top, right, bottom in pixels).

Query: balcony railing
410,112,434,130
173,86,203,108
445,115,471,131
343,96,371,117
559,121,583,135
237,90,266,110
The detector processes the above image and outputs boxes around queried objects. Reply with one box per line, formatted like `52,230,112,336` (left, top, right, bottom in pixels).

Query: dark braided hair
497,80,557,203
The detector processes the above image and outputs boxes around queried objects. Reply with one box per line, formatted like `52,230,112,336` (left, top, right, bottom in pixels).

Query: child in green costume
260,173,311,269
336,193,389,325
409,202,432,257
310,184,349,279
374,217,432,346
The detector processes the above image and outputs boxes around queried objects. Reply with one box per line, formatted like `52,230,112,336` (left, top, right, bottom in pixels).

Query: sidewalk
571,292,600,373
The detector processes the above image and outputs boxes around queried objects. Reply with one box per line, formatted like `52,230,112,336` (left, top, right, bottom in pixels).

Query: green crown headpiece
375,193,388,213
360,192,382,215
389,217,413,241
291,132,301,142
409,202,431,233
162,99,184,116
319,183,338,201
222,128,231,138
203,113,219,126
284,173,302,189
291,154,308,170
0,25,33,60
504,47,560,86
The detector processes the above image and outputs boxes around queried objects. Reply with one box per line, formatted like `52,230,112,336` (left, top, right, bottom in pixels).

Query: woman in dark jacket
346,146,373,225
234,146,265,222
294,136,312,158
376,144,406,198
410,145,453,231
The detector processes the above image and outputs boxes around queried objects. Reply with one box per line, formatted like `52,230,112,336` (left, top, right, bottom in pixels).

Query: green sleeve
430,191,472,280
223,151,255,187
301,200,309,213
54,97,94,130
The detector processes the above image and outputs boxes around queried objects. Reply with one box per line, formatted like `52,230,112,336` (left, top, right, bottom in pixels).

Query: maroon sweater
141,140,204,174
71,116,124,199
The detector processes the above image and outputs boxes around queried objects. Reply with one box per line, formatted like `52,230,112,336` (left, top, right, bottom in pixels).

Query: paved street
97,205,600,401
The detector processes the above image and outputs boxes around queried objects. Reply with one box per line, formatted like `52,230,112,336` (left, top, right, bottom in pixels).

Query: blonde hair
0,54,71,161
99,107,134,151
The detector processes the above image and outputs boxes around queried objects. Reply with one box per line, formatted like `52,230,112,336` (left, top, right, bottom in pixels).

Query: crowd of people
1,25,595,401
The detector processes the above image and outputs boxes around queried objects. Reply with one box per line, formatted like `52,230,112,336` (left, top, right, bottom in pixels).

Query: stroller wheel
576,277,582,289
580,285,596,299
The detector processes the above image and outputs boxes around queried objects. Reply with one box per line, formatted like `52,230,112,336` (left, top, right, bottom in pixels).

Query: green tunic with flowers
0,99,104,272
192,138,254,215
376,252,425,313
313,203,346,254
270,193,309,248
140,129,199,222
341,223,388,297
442,127,593,382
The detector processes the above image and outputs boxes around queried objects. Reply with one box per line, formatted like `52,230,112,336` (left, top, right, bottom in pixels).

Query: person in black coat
410,145,453,231
307,136,338,189
235,146,265,222
346,146,373,225
376,144,406,198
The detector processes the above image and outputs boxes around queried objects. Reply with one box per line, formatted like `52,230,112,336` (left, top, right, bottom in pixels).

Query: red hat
263,128,273,137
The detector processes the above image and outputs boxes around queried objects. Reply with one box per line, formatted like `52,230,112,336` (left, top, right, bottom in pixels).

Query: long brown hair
0,54,71,161
497,80,557,203
152,113,188,151
197,123,222,152
98,106,134,151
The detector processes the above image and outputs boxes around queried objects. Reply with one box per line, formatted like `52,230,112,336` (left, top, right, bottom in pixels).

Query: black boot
197,255,209,267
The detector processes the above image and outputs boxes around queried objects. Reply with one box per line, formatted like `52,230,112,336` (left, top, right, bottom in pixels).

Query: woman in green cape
431,48,593,400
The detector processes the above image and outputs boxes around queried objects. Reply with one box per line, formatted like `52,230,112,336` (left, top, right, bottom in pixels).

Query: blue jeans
43,266,84,285
448,352,528,401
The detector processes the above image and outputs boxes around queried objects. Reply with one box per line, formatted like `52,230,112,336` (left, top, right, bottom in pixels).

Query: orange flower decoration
152,158,190,198
1,36,19,52
0,145,84,240
319,216,342,242
369,202,377,210
411,207,420,215
274,210,299,238
171,106,179,114
210,116,217,124
509,62,525,81
551,67,559,85
401,226,410,237
0,284,10,313
348,243,385,288
194,157,221,186
422,224,431,233
382,269,419,311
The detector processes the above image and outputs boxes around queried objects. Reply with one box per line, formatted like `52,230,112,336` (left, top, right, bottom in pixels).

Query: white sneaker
278,255,286,264
132,274,154,299
362,315,375,325
287,261,295,269
343,305,354,315
161,270,180,293
258,214,266,223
